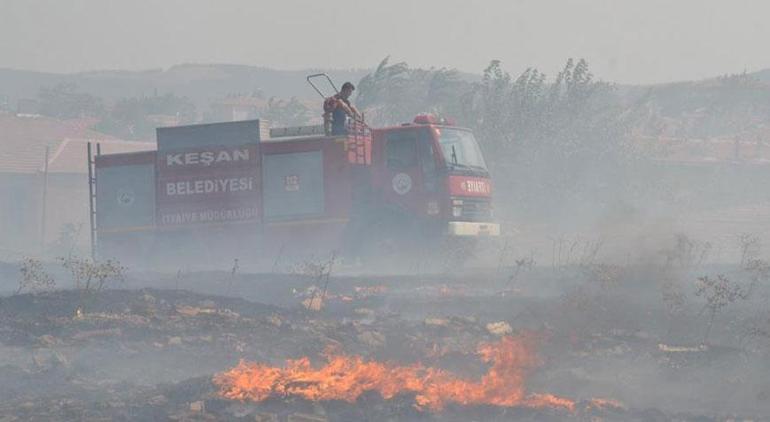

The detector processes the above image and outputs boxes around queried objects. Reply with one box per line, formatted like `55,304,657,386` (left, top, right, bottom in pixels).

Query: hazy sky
1,0,768,84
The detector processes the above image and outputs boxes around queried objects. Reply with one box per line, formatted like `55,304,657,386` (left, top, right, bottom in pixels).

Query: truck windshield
437,128,488,171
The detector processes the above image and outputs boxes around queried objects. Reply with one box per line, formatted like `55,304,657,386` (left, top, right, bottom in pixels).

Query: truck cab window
386,132,418,170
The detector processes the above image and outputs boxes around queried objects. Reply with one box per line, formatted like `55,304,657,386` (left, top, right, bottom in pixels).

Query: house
211,96,268,122
0,113,154,258
210,96,322,125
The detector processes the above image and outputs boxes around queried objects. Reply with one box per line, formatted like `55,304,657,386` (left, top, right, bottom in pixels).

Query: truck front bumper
447,221,501,237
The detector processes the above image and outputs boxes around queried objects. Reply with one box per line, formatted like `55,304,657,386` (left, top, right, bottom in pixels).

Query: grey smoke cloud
0,0,768,83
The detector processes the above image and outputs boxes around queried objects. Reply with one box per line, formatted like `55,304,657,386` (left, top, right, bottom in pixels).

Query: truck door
377,128,431,218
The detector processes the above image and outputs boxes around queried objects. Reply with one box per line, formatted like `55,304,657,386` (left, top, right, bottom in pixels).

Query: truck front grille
460,198,492,221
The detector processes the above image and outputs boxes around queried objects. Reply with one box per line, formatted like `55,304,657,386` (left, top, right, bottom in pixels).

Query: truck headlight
451,199,463,218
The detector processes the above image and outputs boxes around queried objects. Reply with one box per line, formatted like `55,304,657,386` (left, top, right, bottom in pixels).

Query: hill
0,64,372,109
2,62,768,143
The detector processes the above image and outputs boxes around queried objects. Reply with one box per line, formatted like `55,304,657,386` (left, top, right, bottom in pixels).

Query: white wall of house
0,172,90,259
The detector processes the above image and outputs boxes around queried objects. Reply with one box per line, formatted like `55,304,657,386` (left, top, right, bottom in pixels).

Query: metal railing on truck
345,119,371,165
305,72,372,165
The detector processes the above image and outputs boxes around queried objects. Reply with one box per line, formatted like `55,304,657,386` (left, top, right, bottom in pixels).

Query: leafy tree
262,97,311,127
356,56,410,122
356,57,468,125
37,83,105,119
95,93,196,139
356,57,646,220
463,59,642,217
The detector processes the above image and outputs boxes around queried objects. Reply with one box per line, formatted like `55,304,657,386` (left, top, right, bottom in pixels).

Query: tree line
30,83,313,140
356,57,646,219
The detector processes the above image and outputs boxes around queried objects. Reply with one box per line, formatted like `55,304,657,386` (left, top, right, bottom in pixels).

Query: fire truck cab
367,114,498,237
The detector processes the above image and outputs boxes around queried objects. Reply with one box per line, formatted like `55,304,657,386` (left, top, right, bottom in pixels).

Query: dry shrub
289,254,336,311
662,233,712,270
738,233,761,266
59,256,126,317
695,274,751,344
582,263,625,291
550,235,604,270
16,258,55,295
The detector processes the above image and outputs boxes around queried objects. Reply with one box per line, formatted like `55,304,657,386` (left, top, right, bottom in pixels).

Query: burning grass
213,334,576,412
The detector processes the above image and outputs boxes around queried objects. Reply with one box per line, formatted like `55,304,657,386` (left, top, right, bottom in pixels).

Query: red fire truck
92,109,498,269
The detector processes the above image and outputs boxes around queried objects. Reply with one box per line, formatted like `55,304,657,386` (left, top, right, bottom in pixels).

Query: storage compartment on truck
95,151,157,231
262,150,324,219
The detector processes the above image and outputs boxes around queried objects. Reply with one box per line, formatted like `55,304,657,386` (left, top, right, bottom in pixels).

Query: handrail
345,119,372,165
306,73,338,98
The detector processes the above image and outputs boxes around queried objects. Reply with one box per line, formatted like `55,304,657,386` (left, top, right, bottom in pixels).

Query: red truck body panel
94,118,496,267
260,136,353,253
155,144,261,226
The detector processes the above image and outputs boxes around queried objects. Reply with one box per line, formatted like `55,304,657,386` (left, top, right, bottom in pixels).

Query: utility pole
87,142,100,261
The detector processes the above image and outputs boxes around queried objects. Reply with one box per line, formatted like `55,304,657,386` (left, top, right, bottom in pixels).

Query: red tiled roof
48,138,155,173
0,113,155,174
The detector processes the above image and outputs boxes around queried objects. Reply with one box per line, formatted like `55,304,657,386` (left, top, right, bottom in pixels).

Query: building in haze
0,113,154,258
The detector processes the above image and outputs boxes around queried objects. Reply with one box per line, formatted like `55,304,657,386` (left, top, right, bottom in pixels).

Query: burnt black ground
0,266,768,421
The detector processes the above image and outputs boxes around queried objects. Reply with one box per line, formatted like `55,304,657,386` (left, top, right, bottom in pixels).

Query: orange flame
213,335,575,412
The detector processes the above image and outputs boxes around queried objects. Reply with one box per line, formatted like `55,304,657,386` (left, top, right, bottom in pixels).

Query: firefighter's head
340,82,355,100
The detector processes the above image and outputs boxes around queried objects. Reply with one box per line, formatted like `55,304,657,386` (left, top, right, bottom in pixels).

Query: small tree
744,258,770,287
16,258,55,295
737,233,761,266
695,274,750,344
59,256,125,317
507,256,535,288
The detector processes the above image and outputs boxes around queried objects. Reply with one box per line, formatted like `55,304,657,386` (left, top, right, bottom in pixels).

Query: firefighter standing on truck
324,82,360,136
